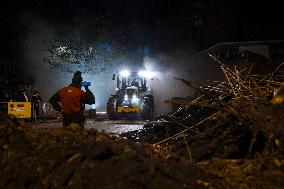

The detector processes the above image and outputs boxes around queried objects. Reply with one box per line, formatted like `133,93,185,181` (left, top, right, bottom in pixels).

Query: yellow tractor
107,70,154,120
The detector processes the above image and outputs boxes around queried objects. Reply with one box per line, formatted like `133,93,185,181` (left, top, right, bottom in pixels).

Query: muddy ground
0,98,284,188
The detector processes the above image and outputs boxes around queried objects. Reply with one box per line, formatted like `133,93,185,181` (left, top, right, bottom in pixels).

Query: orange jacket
59,86,84,114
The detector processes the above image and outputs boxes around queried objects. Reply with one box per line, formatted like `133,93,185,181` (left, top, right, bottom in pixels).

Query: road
85,119,145,134
34,113,146,134
86,113,145,133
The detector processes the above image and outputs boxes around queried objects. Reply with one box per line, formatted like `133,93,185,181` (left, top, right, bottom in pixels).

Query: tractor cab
113,71,149,93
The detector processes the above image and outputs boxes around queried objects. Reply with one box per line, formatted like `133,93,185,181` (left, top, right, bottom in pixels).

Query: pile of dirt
0,114,32,166
1,97,284,189
0,114,215,189
122,66,284,168
199,157,284,189
122,98,284,160
189,98,284,160
121,106,218,144
118,66,284,188
121,99,284,188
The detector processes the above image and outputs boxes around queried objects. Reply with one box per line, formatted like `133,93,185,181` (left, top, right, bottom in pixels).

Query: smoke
20,12,73,103
140,49,223,114
20,11,129,111
21,11,221,116
140,52,193,114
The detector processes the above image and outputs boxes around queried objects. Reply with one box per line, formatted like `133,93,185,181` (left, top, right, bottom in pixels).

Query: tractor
107,70,154,120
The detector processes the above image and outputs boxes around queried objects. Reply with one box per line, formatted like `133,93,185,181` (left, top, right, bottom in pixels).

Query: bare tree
44,11,129,73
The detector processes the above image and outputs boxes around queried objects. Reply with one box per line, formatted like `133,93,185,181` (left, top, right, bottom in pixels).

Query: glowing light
120,70,130,77
138,71,155,78
96,111,107,115
131,95,139,103
124,95,128,101
55,46,68,55
115,88,119,91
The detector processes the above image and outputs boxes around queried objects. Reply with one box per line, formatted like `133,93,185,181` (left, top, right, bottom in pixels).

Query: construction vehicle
107,70,154,120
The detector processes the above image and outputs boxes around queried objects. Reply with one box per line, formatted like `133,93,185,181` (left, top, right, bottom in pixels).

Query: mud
0,99,284,188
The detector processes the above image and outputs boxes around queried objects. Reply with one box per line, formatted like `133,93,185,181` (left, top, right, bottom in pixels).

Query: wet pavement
85,113,145,134
85,119,145,134
33,114,146,134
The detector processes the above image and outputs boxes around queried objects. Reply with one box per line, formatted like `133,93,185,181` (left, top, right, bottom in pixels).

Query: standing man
17,89,29,102
49,71,95,128
0,92,12,113
16,89,30,121
31,91,42,122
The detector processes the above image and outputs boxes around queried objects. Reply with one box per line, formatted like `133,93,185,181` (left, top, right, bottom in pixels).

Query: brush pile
121,56,284,187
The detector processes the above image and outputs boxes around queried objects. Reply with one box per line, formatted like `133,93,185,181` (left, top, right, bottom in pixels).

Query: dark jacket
17,93,29,102
31,95,42,107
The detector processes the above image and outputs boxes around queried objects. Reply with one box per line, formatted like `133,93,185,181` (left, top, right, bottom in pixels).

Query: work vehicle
107,70,154,120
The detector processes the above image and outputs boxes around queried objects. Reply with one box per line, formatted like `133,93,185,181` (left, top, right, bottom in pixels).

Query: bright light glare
124,95,128,101
138,71,155,78
115,88,119,91
96,111,107,115
120,70,130,77
131,95,139,103
55,46,67,55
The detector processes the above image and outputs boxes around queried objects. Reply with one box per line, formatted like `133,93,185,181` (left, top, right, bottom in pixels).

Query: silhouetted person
17,89,29,102
130,79,139,88
15,89,30,121
49,71,95,128
0,92,11,113
31,91,42,122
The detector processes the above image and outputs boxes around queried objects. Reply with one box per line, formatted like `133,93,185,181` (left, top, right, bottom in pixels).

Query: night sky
2,0,194,54
2,0,284,56
2,0,284,79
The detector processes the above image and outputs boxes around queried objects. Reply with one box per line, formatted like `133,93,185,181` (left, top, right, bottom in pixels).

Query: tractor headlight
120,70,130,77
124,95,128,101
131,95,139,103
138,71,155,78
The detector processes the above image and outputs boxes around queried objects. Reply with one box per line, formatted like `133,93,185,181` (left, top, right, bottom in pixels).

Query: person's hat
72,71,83,84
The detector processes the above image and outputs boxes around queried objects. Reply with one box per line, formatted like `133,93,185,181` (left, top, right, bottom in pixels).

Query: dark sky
2,0,284,56
1,0,180,53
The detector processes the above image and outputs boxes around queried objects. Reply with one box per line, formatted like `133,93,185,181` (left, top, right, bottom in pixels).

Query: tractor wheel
107,97,119,120
141,96,154,121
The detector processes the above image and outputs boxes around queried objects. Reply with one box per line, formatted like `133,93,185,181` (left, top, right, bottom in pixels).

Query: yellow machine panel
8,102,32,118
117,106,140,113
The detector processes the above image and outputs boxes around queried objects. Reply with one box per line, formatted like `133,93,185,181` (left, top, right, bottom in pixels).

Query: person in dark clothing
49,71,95,128
0,92,11,113
130,79,140,88
31,91,42,122
17,89,29,102
15,89,31,122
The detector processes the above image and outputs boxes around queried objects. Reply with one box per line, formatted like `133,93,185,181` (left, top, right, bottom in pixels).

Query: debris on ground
121,59,284,188
0,114,216,189
1,57,284,188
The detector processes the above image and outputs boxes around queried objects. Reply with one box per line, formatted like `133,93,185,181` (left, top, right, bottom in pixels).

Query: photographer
49,71,95,128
